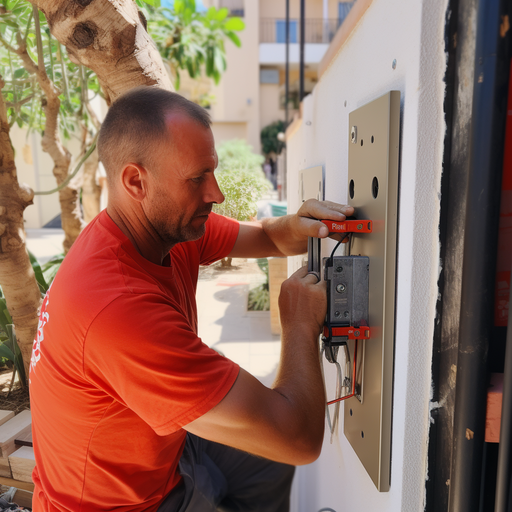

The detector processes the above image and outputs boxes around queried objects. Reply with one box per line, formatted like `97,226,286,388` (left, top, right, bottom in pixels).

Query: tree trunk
13,29,83,254
220,257,233,267
32,0,174,106
40,94,82,254
0,80,41,380
81,145,101,223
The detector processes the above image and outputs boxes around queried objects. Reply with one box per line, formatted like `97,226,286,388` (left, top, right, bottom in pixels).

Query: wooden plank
0,412,14,428
0,477,34,492
0,411,31,459
0,457,11,478
14,430,32,448
0,485,33,508
8,447,35,483
485,372,503,443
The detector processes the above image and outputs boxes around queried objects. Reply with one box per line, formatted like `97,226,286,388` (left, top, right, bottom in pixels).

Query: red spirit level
321,219,373,234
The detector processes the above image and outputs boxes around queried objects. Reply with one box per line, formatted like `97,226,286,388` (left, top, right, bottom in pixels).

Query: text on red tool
322,219,373,233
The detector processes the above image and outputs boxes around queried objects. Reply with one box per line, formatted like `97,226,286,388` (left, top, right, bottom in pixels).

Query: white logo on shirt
31,284,52,374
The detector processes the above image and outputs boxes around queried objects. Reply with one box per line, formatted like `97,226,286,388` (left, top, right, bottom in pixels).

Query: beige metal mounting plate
343,91,400,492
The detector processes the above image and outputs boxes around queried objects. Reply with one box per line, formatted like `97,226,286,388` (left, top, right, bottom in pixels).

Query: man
29,87,353,512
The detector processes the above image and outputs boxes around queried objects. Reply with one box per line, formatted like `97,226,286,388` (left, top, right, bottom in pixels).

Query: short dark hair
98,87,211,185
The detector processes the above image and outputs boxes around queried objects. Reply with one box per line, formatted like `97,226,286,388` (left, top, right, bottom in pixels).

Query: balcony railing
219,0,244,17
260,18,342,45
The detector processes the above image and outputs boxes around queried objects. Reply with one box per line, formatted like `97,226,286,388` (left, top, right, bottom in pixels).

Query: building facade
200,0,354,152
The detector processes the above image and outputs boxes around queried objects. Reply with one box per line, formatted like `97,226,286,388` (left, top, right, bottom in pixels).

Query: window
260,69,280,84
276,20,298,43
338,2,354,25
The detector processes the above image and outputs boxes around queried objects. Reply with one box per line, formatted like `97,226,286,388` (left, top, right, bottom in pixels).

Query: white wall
13,127,82,229
259,43,329,65
286,0,448,511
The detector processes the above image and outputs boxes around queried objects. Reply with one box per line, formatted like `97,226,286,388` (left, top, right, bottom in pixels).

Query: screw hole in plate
371,135,374,143
361,431,365,439
372,177,379,199
349,179,355,199
360,139,363,146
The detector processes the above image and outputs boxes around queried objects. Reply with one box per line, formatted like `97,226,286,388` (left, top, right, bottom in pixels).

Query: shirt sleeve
83,293,240,436
195,213,240,266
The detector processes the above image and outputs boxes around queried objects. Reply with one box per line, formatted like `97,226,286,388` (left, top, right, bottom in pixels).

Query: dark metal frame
426,0,512,511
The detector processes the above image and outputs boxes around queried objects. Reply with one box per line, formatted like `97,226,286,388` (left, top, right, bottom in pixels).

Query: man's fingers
300,199,355,221
297,200,355,239
290,266,324,285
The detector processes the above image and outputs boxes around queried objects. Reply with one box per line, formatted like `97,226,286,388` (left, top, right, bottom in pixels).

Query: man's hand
228,199,355,259
291,199,355,242
278,266,327,339
184,270,328,466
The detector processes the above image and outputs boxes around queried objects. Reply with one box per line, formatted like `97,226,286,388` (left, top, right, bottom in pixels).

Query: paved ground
25,229,281,386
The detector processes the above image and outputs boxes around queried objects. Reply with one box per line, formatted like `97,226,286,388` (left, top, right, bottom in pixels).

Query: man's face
142,113,224,246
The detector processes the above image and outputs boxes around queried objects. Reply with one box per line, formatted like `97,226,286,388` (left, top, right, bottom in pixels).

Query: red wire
327,339,358,405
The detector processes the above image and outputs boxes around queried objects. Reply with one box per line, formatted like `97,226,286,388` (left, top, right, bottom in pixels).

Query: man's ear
119,163,149,202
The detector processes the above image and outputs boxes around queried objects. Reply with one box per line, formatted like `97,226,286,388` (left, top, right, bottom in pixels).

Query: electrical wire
327,339,358,405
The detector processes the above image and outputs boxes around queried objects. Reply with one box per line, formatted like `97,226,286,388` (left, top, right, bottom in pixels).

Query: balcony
260,18,342,45
219,0,244,17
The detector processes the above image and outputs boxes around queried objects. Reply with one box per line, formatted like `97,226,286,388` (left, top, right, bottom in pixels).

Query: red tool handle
321,219,373,233
323,326,371,339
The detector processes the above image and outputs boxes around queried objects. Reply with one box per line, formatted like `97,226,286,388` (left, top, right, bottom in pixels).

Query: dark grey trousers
157,434,295,512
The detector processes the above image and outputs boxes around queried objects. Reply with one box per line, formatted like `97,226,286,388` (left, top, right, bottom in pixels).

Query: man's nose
205,174,225,204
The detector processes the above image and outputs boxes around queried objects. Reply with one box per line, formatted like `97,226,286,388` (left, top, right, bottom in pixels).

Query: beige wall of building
204,0,344,154
259,83,282,131
207,0,261,150
210,121,248,146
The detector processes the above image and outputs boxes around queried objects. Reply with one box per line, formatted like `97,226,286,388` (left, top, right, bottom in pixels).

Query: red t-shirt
29,211,240,512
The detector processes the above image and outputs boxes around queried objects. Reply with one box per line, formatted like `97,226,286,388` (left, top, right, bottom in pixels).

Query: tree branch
6,94,35,109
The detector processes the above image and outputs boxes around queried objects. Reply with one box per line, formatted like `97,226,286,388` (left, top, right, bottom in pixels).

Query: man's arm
184,267,326,465
228,199,354,259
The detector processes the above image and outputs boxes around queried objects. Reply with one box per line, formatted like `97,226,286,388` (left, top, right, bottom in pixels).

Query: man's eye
191,176,204,183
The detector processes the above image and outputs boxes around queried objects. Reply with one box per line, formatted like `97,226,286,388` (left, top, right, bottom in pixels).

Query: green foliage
0,250,62,385
0,288,27,387
213,140,271,222
247,258,269,311
0,0,100,139
27,250,63,295
1,0,244,141
143,0,245,88
261,120,286,156
216,139,265,173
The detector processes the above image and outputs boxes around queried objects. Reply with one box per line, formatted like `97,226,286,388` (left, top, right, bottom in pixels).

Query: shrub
213,139,271,222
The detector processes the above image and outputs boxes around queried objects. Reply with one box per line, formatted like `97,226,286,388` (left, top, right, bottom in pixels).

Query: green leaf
0,18,20,29
0,304,12,333
28,250,48,294
224,17,245,32
13,68,26,78
205,47,214,76
225,31,241,47
174,0,185,13
215,7,229,21
206,6,217,20
141,0,161,6
0,343,15,363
